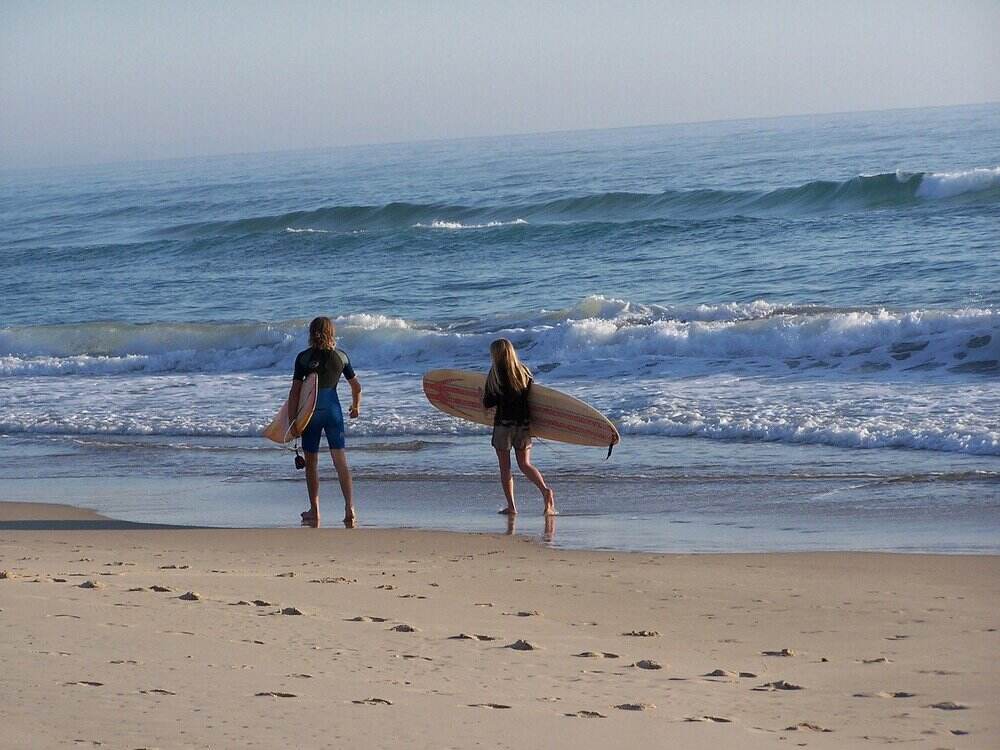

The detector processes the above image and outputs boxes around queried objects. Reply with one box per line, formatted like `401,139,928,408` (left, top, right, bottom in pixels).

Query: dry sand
1,501,997,748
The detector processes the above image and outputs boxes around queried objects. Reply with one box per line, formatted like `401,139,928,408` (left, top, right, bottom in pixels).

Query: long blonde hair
309,317,336,350
486,338,532,395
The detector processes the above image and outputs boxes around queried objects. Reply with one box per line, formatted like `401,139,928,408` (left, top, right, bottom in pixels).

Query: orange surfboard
422,369,619,452
262,373,319,444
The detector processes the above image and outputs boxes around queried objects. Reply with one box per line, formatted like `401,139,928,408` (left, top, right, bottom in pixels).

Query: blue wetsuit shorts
301,388,346,452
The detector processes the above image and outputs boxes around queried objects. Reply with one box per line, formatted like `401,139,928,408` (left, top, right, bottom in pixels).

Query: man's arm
347,376,362,419
287,379,303,436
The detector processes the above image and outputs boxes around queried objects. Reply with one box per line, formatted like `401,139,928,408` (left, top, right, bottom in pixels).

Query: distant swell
160,167,1000,236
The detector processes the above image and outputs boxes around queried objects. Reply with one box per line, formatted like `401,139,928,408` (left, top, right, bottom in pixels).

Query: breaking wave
1,297,996,379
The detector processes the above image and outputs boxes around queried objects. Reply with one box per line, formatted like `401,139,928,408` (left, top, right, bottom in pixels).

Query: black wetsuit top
483,373,532,426
293,347,355,388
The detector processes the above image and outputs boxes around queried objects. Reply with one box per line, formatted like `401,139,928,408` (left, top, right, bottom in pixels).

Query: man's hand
349,406,360,419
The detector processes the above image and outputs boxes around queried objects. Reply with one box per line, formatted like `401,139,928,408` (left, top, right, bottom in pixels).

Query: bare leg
495,448,516,515
515,447,556,515
330,449,355,525
302,451,320,522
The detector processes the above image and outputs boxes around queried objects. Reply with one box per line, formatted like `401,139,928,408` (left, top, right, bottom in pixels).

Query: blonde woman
288,317,362,527
482,338,556,516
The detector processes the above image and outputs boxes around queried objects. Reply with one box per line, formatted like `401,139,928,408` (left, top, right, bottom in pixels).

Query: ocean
1,103,998,551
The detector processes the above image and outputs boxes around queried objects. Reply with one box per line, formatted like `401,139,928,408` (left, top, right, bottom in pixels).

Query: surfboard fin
606,443,614,460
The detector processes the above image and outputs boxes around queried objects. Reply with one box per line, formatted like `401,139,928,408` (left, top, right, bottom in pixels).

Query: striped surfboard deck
422,369,619,451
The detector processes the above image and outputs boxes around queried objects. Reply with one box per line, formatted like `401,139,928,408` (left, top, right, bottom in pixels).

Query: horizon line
3,99,997,174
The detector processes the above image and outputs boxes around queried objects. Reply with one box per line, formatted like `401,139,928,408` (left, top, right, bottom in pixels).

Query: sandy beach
0,501,996,749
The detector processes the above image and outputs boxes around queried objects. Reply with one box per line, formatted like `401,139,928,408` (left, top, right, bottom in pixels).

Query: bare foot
498,507,518,515
301,510,318,521
343,512,357,529
543,488,557,516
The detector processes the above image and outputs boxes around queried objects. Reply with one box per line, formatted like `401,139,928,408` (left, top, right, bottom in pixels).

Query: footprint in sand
280,607,304,616
685,715,731,723
632,660,663,670
703,668,757,678
256,691,296,698
149,585,172,593
928,701,968,711
158,564,190,570
861,657,892,664
885,634,911,641
289,673,313,679
450,633,498,641
353,697,392,705
623,630,659,637
761,648,796,657
469,703,511,709
78,580,103,589
177,591,201,601
504,610,541,617
566,710,606,718
506,640,539,651
65,681,103,687
347,616,389,622
574,652,619,659
139,688,176,695
389,624,419,632
310,577,355,584
785,722,832,732
755,680,803,691
615,703,654,711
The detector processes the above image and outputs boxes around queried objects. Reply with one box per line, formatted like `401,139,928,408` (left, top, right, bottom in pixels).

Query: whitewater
1,102,997,548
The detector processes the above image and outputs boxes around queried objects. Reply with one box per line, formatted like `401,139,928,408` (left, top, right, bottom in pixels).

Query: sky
1,0,998,168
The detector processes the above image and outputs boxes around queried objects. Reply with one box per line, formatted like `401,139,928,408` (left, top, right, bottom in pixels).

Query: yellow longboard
262,373,318,444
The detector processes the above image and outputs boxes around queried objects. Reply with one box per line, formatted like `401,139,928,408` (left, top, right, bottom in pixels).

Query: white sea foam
2,297,997,455
412,219,528,229
1,368,997,456
916,166,1000,199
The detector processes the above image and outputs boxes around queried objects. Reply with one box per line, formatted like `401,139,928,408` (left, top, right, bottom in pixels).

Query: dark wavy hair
308,317,335,350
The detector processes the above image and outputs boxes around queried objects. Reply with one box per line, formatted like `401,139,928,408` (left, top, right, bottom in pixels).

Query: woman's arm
347,376,362,418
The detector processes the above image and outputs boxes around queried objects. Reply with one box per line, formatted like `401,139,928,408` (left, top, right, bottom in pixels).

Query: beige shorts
491,423,532,451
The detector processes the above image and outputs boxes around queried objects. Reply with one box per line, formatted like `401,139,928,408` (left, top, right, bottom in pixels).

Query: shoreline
1,500,997,748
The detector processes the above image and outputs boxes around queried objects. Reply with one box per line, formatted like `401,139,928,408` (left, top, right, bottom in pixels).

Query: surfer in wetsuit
288,317,362,527
483,338,556,517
